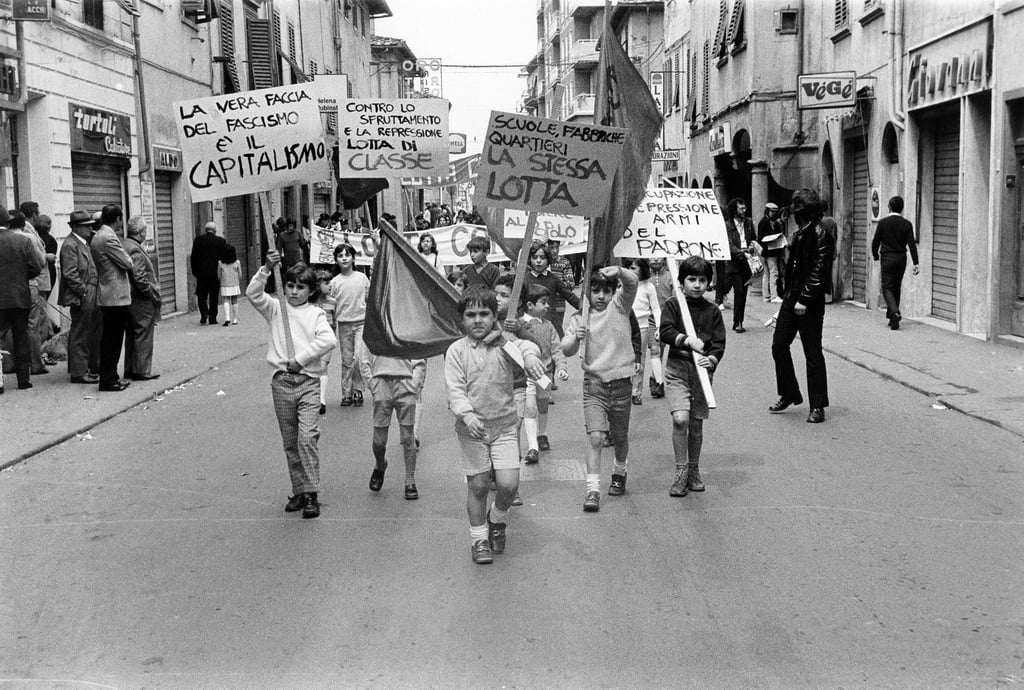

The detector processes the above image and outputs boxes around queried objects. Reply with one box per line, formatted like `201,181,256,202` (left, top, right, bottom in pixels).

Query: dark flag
363,220,463,358
338,178,390,210
590,0,664,268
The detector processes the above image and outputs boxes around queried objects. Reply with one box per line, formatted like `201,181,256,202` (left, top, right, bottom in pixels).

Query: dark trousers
879,253,907,320
196,276,220,323
98,305,131,386
0,307,31,386
125,299,157,377
68,298,101,378
771,298,829,409
714,261,730,303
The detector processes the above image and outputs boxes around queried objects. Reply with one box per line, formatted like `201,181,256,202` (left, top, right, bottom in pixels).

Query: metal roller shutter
154,172,177,314
851,148,868,303
931,122,960,322
224,195,250,279
71,154,125,219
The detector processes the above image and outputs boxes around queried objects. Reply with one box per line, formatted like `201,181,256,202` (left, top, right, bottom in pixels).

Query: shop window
83,0,103,29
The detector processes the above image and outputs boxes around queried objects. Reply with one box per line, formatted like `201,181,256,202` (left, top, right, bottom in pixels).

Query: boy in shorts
361,348,426,499
659,256,726,496
445,288,544,564
560,265,638,512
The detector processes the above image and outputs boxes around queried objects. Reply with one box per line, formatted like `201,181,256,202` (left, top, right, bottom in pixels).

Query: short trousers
665,358,711,420
582,376,632,435
456,423,520,476
369,376,418,427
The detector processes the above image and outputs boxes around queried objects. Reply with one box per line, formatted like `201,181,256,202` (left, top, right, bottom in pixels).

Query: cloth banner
401,153,480,188
612,188,729,260
503,210,588,256
363,221,464,359
310,223,509,266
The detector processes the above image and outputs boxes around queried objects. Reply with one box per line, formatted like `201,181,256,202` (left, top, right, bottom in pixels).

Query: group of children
246,233,726,567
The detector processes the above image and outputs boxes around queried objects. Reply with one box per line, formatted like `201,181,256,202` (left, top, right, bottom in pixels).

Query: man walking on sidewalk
871,195,919,331
191,222,226,325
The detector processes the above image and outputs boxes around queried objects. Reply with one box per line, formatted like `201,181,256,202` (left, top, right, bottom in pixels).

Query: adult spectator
275,217,308,270
190,221,226,325
58,211,101,384
0,207,44,390
123,216,161,381
721,198,756,333
91,204,134,392
756,202,785,303
871,195,919,330
10,210,48,374
769,189,835,424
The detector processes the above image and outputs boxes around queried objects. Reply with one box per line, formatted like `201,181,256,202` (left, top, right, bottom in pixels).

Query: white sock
223,300,231,321
613,460,627,475
650,357,664,384
586,473,601,493
470,524,488,543
523,417,539,451
319,376,328,405
489,504,509,524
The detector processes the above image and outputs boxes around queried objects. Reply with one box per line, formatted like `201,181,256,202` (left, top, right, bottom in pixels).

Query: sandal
352,390,364,406
369,463,387,492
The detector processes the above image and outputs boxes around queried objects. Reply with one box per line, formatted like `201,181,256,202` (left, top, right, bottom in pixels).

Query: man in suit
0,207,44,390
123,216,161,381
58,211,102,384
91,204,134,392
871,195,919,330
190,221,226,325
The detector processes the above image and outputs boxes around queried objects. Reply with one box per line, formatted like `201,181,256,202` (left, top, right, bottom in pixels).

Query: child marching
328,243,369,408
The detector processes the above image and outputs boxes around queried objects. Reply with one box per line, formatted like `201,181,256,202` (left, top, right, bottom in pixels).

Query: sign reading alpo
174,83,328,202
473,111,627,215
797,72,856,110
337,98,450,177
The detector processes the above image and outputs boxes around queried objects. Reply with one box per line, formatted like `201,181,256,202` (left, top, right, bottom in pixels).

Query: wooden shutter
713,0,729,58
834,0,849,29
727,0,745,47
288,22,296,60
246,18,274,90
702,40,710,115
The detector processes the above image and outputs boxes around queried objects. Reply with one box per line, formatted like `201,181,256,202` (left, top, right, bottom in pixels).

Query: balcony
570,38,598,67
566,0,603,19
567,92,595,119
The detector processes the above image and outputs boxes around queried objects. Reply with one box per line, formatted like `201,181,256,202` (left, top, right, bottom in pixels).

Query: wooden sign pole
507,211,539,315
257,190,295,359
668,257,717,409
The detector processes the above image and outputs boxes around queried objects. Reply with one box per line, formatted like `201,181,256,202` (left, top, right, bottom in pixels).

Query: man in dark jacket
769,189,835,424
190,221,226,325
871,195,919,330
0,207,44,390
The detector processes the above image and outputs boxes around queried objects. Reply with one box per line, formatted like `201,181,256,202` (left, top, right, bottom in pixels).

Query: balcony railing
567,92,595,118
570,38,598,66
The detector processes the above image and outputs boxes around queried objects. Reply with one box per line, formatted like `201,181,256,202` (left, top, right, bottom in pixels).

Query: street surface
2,299,1024,689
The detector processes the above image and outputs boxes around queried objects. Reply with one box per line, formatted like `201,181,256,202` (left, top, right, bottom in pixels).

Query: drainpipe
889,0,906,130
132,13,152,177
795,0,805,143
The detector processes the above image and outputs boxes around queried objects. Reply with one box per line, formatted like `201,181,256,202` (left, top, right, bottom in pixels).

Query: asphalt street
2,301,1024,689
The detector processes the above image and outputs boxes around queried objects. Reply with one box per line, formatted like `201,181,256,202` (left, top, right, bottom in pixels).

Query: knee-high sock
400,425,416,483
523,417,539,451
319,375,328,405
688,419,704,468
650,356,664,384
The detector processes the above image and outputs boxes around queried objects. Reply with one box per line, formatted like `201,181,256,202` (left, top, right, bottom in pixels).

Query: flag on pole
363,220,464,358
590,0,663,267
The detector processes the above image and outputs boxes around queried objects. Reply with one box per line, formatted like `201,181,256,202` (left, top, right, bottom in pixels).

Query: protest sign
174,83,329,203
503,210,588,255
613,187,730,261
309,224,508,267
308,74,349,115
472,111,627,215
337,98,449,177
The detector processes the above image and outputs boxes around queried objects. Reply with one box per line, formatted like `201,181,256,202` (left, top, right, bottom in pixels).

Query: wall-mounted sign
449,132,466,154
652,149,680,161
869,186,881,222
153,145,182,172
68,103,132,158
797,72,857,110
12,0,51,21
415,58,443,98
906,19,991,110
709,122,731,156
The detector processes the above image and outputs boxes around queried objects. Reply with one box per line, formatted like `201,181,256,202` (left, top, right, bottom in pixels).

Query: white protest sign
337,98,449,178
309,224,509,267
174,83,329,203
473,111,627,215
613,187,730,261
503,209,588,255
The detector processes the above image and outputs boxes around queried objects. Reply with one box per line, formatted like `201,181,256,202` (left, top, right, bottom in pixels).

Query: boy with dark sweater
659,256,726,496
463,235,500,289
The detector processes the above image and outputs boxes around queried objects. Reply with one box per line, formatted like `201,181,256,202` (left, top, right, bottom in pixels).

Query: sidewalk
4,291,1024,470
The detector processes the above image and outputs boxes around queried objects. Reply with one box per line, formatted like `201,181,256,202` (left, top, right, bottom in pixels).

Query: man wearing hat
58,211,102,383
757,202,785,303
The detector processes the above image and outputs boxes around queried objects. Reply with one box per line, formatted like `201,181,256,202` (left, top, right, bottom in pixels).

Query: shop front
68,102,131,219
153,145,182,315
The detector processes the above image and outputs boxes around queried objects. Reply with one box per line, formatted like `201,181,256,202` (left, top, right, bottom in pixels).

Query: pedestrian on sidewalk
218,243,242,326
0,207,44,391
722,199,756,333
191,222,226,325
91,205,135,393
247,250,337,519
122,216,161,381
11,210,48,375
769,190,835,424
757,202,785,303
660,256,725,496
445,288,544,564
58,211,101,384
871,195,919,330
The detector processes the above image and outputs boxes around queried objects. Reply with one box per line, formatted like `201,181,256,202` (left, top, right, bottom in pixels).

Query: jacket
190,232,226,279
784,218,835,304
124,235,160,305
725,217,755,273
58,233,98,308
91,225,134,307
0,227,43,309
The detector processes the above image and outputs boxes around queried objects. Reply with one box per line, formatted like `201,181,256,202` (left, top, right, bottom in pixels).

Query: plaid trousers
271,371,322,494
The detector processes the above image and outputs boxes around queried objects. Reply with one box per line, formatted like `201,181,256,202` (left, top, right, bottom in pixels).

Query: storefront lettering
907,46,989,108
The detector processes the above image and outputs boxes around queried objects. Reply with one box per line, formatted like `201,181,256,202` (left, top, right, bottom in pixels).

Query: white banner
503,209,587,255
309,223,508,267
174,83,329,203
337,98,450,178
613,187,730,260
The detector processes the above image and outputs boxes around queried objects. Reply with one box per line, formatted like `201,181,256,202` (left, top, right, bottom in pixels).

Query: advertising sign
797,72,857,110
69,103,132,158
652,149,680,161
415,58,443,97
612,187,729,260
309,223,507,267
709,121,731,156
13,0,50,21
472,111,627,215
449,132,467,154
336,98,450,178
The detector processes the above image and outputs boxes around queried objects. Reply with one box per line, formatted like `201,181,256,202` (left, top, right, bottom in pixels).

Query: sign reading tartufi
472,111,627,215
68,104,132,158
613,187,729,260
174,83,329,203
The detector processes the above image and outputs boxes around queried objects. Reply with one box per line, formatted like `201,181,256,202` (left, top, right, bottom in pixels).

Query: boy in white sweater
561,265,638,512
247,250,337,519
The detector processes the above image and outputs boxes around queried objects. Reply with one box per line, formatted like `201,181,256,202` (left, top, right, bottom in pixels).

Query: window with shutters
662,59,671,116
713,0,729,63
216,0,240,93
288,22,296,60
727,0,746,54
246,18,274,90
309,60,318,76
673,52,681,111
834,0,850,32
686,45,697,125
702,40,710,116
83,0,103,29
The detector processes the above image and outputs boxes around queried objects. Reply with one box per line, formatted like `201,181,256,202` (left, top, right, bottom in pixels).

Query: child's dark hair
283,262,319,302
333,242,356,260
494,273,515,290
625,257,651,281
459,286,497,316
314,268,333,285
221,243,237,264
448,269,467,286
588,267,619,293
466,235,490,254
528,242,552,267
678,255,713,283
525,284,550,307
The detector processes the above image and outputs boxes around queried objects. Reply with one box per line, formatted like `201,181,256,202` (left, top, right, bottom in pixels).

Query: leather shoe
70,374,100,384
285,493,306,512
369,463,387,492
733,325,746,333
129,374,160,381
404,484,419,500
806,408,825,424
98,380,131,392
31,368,49,375
768,396,802,413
